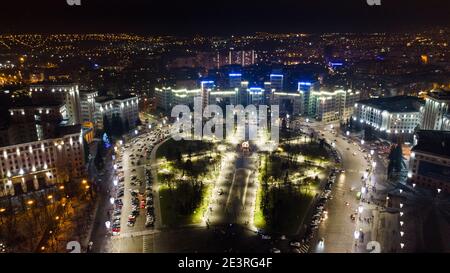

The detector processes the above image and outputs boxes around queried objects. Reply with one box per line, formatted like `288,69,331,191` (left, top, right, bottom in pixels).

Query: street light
361,139,365,145
400,243,405,249
400,221,404,226
109,197,115,205
346,131,350,136
400,231,404,237
400,203,403,208
27,200,34,206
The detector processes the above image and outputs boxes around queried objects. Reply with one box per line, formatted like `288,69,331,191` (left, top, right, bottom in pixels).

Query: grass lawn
256,143,327,235
159,182,213,227
262,185,315,235
191,183,213,224
159,185,191,227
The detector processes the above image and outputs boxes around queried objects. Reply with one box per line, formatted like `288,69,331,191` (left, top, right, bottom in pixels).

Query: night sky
1,0,449,35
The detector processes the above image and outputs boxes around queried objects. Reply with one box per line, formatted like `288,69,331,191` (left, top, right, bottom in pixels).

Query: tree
387,144,406,178
82,137,90,163
364,125,375,141
135,118,142,127
124,119,130,133
94,142,104,170
103,115,111,137
111,114,124,137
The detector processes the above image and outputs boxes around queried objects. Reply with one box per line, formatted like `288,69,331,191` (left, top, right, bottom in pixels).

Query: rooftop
358,96,423,113
426,89,450,101
412,130,450,158
95,95,137,103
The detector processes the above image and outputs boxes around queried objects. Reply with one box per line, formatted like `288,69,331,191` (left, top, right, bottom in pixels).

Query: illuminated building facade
309,89,360,122
354,96,423,142
420,89,450,131
95,96,139,130
29,82,81,125
0,125,85,197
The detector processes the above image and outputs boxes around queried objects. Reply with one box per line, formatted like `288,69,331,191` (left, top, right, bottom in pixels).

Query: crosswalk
112,229,158,240
142,234,153,253
298,244,310,253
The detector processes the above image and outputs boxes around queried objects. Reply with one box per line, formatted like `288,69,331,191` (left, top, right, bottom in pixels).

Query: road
303,121,389,253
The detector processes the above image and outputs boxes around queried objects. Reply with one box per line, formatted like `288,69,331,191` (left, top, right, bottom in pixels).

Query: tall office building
298,81,315,115
309,88,360,122
420,89,450,130
79,90,98,125
270,73,284,91
229,73,242,89
29,82,81,125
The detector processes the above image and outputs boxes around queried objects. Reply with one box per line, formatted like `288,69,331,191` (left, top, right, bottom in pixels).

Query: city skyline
0,0,449,261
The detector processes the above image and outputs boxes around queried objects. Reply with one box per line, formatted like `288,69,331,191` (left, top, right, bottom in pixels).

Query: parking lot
108,126,170,243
